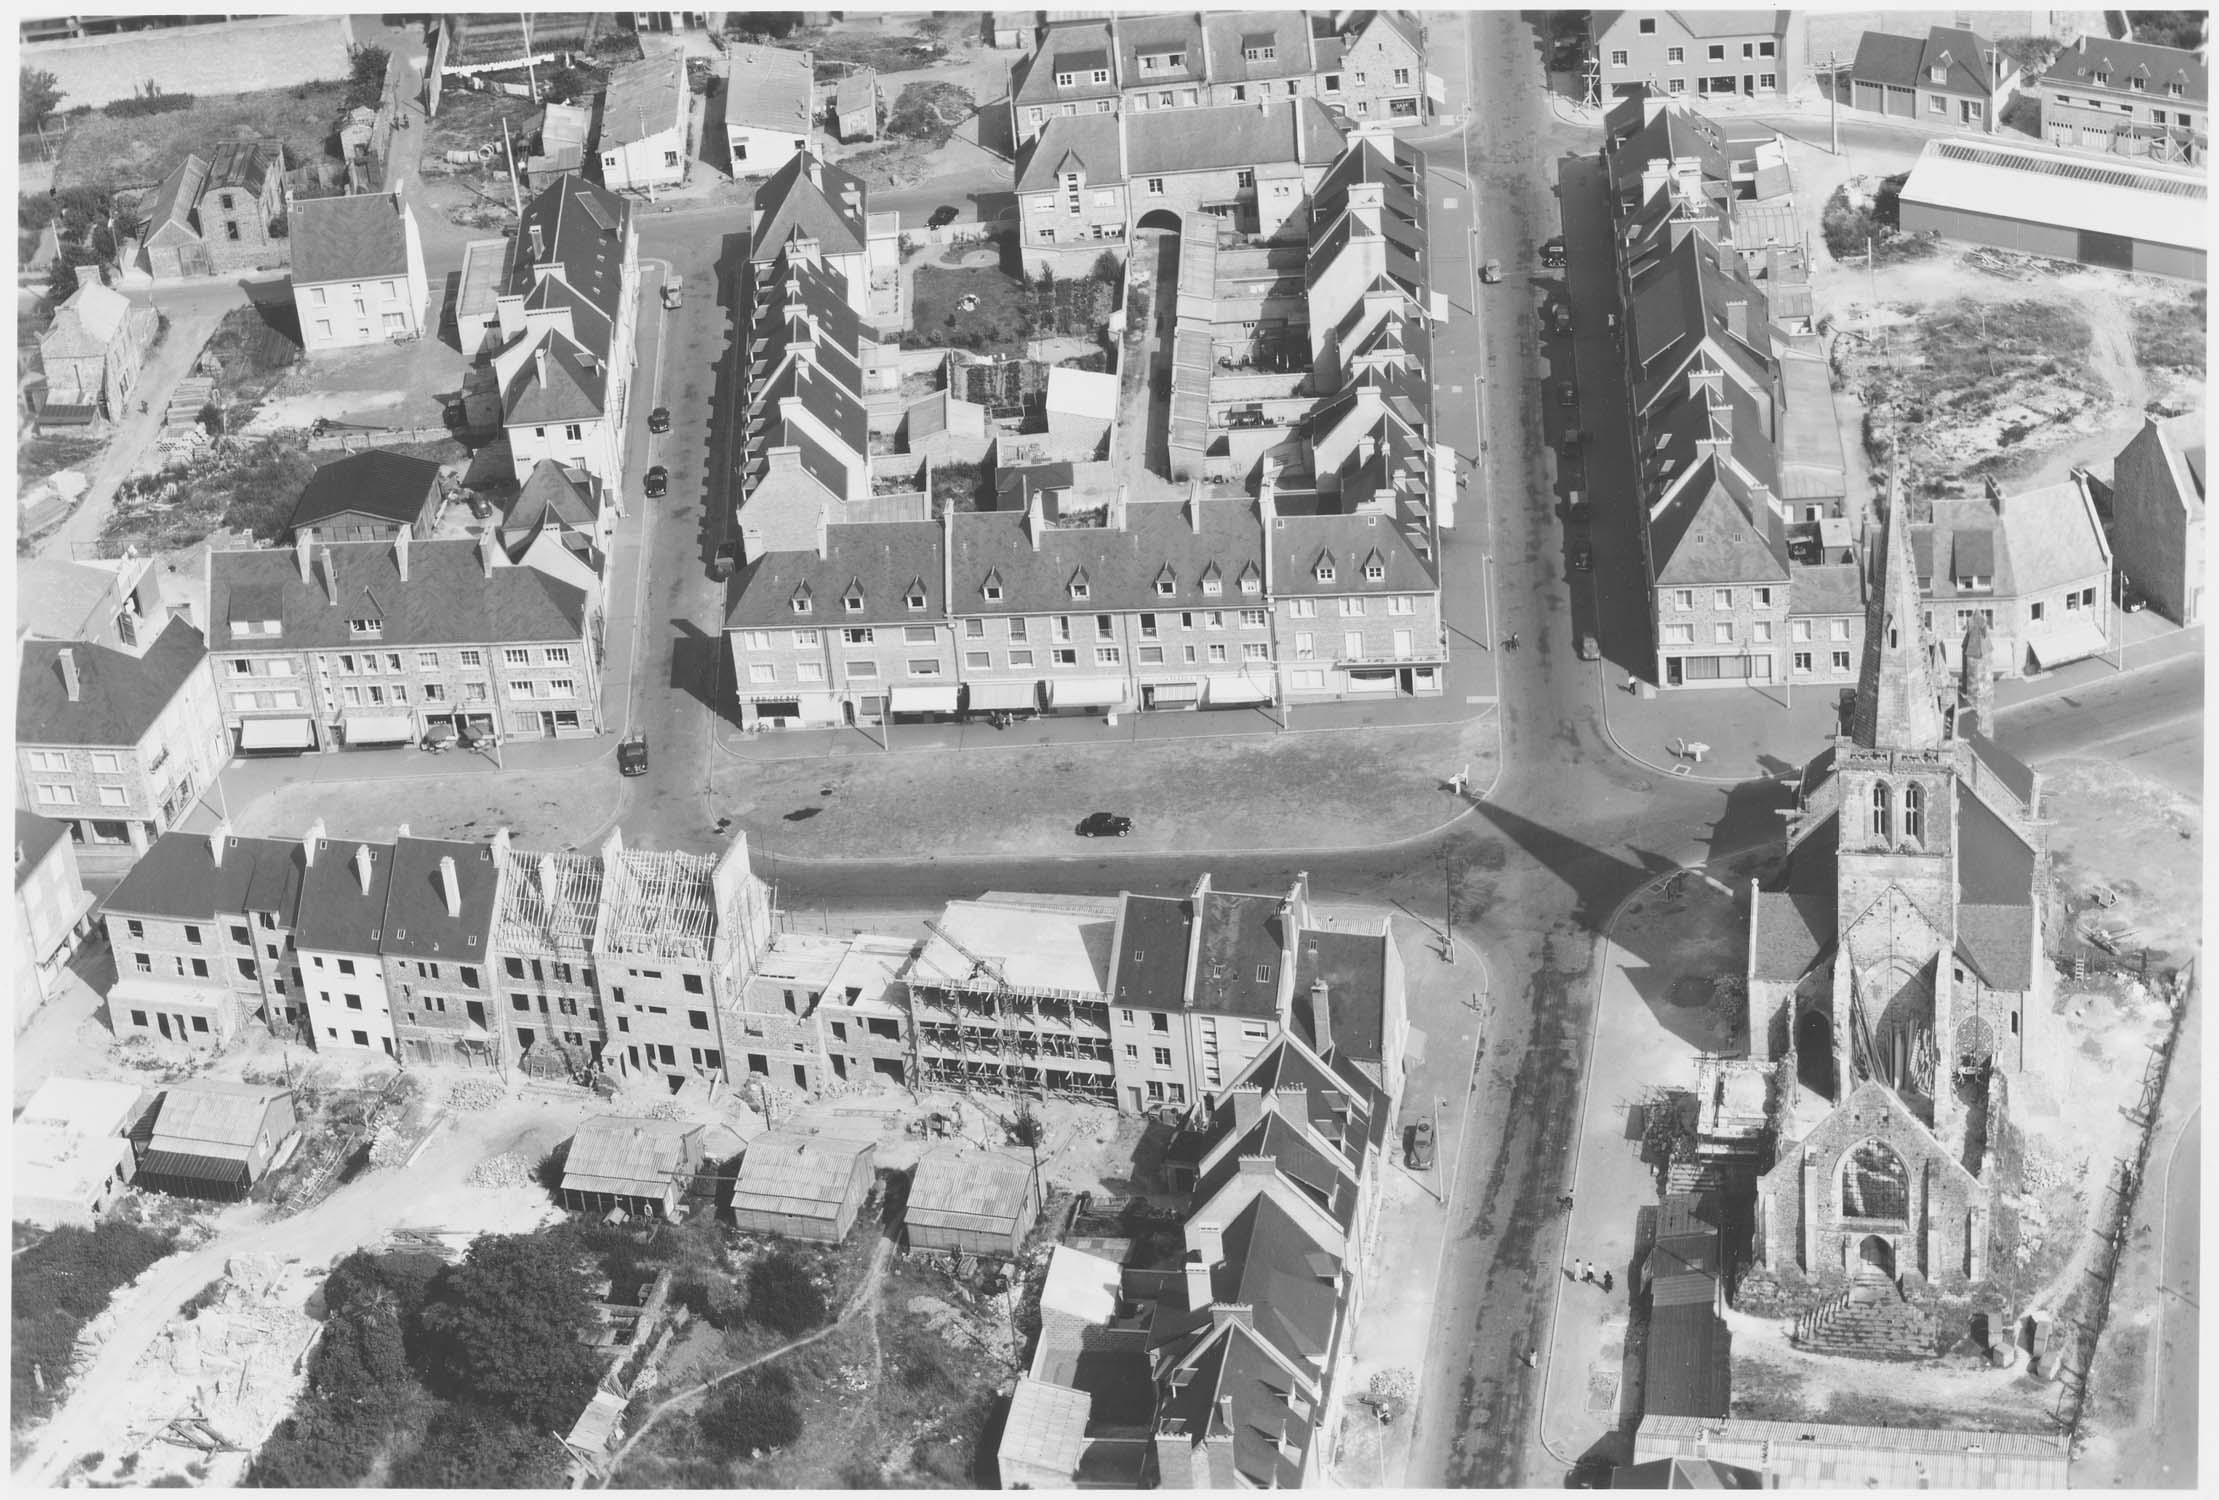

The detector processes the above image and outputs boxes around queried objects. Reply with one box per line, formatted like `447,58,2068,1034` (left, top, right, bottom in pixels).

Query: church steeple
1850,467,1945,751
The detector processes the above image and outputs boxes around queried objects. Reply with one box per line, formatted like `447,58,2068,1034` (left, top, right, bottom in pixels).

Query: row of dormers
782,547,1394,617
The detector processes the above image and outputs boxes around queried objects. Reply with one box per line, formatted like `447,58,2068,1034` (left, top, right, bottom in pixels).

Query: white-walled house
288,192,430,352
597,54,689,192
725,44,816,177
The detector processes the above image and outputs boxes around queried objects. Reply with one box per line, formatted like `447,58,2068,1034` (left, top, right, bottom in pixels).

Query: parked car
1406,1116,1436,1170
1551,302,1573,335
648,406,670,433
927,204,960,228
1558,382,1579,409
1571,540,1593,572
1561,428,1588,451
1578,634,1601,661
1480,258,1503,284
1077,812,1133,838
1540,235,1567,268
617,734,649,776
644,465,668,498
1565,490,1589,520
660,275,683,310
710,540,739,580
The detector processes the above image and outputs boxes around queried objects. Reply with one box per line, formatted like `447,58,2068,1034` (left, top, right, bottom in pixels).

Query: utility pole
1824,50,1841,155
1440,845,1459,964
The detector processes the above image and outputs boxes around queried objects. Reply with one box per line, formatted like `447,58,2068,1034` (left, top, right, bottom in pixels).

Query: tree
415,1234,603,1433
885,81,974,145
745,1251,827,1338
21,68,63,132
344,43,391,112
2126,11,2207,49
389,1404,572,1488
699,1367,803,1459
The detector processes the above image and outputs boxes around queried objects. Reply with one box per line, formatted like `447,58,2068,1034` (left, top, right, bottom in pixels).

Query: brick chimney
57,647,80,702
1025,485,1045,551
296,526,315,584
528,221,545,262
74,263,102,291
1229,1084,1264,1134
353,842,374,895
534,345,549,391
479,526,499,579
303,817,327,865
317,546,338,606
1308,974,1333,1058
209,819,233,866
1184,1222,1221,1311
439,854,461,918
394,527,410,582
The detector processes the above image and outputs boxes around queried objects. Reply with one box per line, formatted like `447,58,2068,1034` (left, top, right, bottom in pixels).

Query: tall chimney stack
57,647,81,703
318,546,338,606
1308,974,1333,1058
534,345,549,391
303,817,327,865
209,819,233,866
296,527,315,584
354,842,374,896
439,855,461,918
394,527,410,582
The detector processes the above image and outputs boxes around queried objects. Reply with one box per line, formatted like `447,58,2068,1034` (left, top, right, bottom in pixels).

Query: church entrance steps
1790,1275,1939,1360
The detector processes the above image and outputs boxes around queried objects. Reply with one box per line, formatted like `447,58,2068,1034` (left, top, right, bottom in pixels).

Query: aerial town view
10,5,2205,1490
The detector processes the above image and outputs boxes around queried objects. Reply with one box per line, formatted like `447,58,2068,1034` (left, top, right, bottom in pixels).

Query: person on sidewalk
1577,1259,1593,1284
1600,1270,1614,1294
1519,1348,1538,1369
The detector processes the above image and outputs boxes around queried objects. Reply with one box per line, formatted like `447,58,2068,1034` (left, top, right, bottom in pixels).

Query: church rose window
1841,1139,1909,1221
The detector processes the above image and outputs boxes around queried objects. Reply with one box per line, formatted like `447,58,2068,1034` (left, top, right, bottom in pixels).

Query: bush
104,91,196,119
886,81,973,145
416,1234,602,1434
21,68,63,132
745,1252,826,1338
13,1220,177,1428
1818,186,1882,264
345,44,391,112
387,1403,571,1488
699,1367,803,1459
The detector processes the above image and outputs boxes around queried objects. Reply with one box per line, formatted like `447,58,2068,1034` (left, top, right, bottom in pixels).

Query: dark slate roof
17,617,207,749
1285,928,1387,1066
289,191,411,285
992,461,1078,511
16,812,70,880
757,354,868,458
1965,730,2036,808
206,139,280,195
1957,791,2034,907
1153,1326,1307,1490
1648,457,1790,587
1268,508,1439,597
1113,893,1194,1010
1194,1113,1358,1232
381,835,499,961
949,499,1267,616
751,153,869,261
1203,10,1313,82
1850,30,1931,90
1645,1301,1731,1419
1189,889,1288,1019
142,154,210,241
1232,1037,1388,1169
1113,11,1205,85
1017,112,1126,192
508,175,630,321
722,520,945,629
1013,18,1119,106
288,449,443,534
102,831,305,924
1216,1191,1341,1371
294,839,398,955
2041,34,2208,103
1123,98,1345,178
1750,813,1838,982
209,541,587,650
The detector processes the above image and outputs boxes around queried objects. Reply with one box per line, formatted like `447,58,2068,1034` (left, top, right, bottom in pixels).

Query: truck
661,274,684,310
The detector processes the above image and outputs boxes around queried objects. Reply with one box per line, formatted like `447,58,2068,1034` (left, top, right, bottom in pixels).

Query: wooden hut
728,1130,876,1243
903,1148,1040,1259
559,1115,706,1220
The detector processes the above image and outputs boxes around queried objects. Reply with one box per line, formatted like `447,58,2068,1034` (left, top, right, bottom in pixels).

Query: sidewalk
1596,620,2205,784
1332,919,1493,1488
1531,857,1753,1475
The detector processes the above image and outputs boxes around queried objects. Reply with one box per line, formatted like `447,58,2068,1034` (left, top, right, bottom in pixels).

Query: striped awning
342,713,413,744
967,680,1038,711
239,717,314,750
1206,674,1272,705
1145,680,1201,704
889,685,959,713
1050,676,1127,708
2027,620,2107,670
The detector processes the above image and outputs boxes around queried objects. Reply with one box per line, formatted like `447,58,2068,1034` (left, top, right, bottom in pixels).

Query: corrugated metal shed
904,1148,1038,1256
562,1115,702,1198
729,1130,874,1240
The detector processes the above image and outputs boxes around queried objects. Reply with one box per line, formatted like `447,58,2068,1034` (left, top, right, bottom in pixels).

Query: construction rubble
468,1151,534,1188
446,1078,509,1112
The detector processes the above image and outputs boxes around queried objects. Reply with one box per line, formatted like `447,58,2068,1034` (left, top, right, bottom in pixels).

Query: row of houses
1010,10,1434,146
1000,1023,1399,1487
93,817,1408,1131
1600,91,2119,689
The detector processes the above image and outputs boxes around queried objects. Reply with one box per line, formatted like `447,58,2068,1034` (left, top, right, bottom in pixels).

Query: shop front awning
239,717,314,750
134,1148,251,1202
1145,680,1201,704
967,680,1038,711
889,685,960,714
1051,676,1128,708
2027,620,2107,670
1206,674,1273,705
342,713,413,744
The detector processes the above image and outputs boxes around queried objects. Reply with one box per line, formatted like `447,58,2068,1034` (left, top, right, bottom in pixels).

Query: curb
1590,661,1748,786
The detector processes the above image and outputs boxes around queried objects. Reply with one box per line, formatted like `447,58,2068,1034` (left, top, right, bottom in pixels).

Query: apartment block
1593,9,1802,101
2036,34,2206,166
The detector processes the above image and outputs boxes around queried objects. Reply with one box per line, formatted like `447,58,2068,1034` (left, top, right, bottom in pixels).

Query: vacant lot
907,265,1033,356
2129,284,2207,384
19,433,102,490
53,83,347,192
424,87,540,165
204,303,303,430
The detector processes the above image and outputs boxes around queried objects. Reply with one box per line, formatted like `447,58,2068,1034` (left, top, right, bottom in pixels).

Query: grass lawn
53,82,348,192
907,264,1033,356
2130,285,2206,379
19,433,103,489
425,89,541,163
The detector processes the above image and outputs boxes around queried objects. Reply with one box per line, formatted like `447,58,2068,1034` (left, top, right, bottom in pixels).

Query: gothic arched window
1902,782,1925,844
1871,781,1892,844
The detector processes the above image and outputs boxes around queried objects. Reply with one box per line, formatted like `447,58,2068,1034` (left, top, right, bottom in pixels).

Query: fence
304,422,458,452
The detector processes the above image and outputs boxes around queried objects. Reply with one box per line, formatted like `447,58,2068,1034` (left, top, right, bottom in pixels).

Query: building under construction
906,895,1121,1105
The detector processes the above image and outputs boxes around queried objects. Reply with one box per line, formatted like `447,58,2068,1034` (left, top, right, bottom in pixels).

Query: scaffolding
909,918,1115,1104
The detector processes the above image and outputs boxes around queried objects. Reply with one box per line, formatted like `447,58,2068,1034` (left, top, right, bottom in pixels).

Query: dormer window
791,595,812,615
2129,75,2147,92
983,583,1003,602
1201,573,1222,597
1069,570,1091,600
906,590,927,610
1929,63,1948,84
844,592,864,614
2094,70,2110,86
1155,578,1176,596
348,617,383,638
1364,561,1386,583
1239,565,1261,595
1092,67,1109,84
1055,70,1076,87
1955,571,1992,593
1315,560,1336,583
1244,44,1276,62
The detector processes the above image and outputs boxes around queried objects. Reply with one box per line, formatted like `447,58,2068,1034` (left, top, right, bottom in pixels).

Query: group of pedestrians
1567,1257,1614,1294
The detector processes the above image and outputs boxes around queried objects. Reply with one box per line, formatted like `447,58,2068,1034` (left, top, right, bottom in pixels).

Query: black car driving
1077,812,1132,838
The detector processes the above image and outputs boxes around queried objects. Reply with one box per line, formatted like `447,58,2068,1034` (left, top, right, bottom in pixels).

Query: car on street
927,204,961,228
1540,235,1567,268
1077,812,1132,838
1571,539,1593,572
710,540,739,580
661,275,683,309
1480,258,1502,284
1551,302,1573,334
648,406,670,433
617,734,649,776
644,465,668,498
1406,1116,1435,1170
1557,381,1578,409
1578,634,1600,661
1565,490,1589,520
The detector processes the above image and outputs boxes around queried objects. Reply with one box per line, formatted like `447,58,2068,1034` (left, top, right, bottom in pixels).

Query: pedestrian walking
1520,1348,1538,1369
1556,1192,1575,1209
1578,1259,1594,1284
1600,1270,1614,1294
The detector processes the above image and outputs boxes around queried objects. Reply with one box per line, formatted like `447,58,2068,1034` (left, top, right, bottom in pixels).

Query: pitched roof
1012,17,1120,105
730,1129,872,1214
1190,889,1287,1019
41,282,137,358
1999,479,2109,594
1646,1301,1731,1419
1851,30,1936,90
563,1114,701,1195
142,154,211,240
209,539,587,650
905,1148,1035,1231
1285,926,1389,1065
1113,11,1205,83
1216,1189,1341,1371
1154,1324,1306,1488
1647,456,1789,586
599,54,687,146
1124,97,1345,177
508,175,631,322
16,811,70,880
751,153,869,260
1965,730,2036,807
502,458,602,540
723,519,945,628
1017,111,1126,191
287,449,443,533
1268,506,1440,596
150,1080,291,1151
1113,892,1195,1008
1202,10,1313,82
16,617,207,749
835,69,879,116
1195,1112,1358,1232
289,191,413,285
381,835,500,961
2040,33,2207,103
293,838,398,954
724,43,816,132
949,498,1267,615
205,139,280,195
